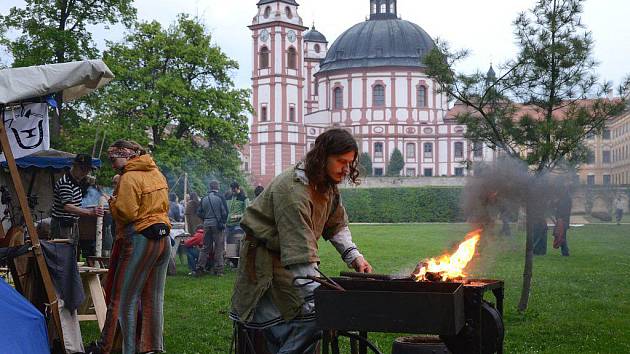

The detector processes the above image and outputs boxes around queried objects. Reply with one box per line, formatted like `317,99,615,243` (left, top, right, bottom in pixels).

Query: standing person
168,193,183,222
51,153,104,252
87,140,171,354
185,192,203,234
226,181,249,235
50,153,103,354
196,180,228,276
230,128,372,354
614,195,625,225
553,186,572,257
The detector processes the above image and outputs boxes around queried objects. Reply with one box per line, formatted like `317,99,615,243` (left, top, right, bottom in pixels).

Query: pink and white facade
247,0,496,186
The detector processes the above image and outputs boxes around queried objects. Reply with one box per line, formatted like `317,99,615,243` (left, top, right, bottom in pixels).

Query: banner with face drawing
0,103,50,162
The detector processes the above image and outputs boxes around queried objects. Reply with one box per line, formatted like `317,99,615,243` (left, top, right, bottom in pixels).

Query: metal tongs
293,268,346,292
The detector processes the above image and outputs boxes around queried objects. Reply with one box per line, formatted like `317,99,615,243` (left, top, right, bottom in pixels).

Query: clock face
287,30,296,43
260,29,269,42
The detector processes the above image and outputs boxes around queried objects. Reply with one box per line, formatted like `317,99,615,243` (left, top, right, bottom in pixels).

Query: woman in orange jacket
88,140,171,354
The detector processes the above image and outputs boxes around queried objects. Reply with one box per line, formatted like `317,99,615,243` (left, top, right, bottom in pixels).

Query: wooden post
94,196,106,259
0,109,65,347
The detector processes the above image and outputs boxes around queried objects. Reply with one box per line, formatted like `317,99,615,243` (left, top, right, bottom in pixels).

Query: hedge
340,187,464,223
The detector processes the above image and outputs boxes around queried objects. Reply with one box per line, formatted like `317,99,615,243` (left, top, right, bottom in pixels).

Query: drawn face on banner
4,106,45,150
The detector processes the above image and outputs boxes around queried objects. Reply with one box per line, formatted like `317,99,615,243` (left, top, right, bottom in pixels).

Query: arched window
473,142,483,158
406,143,416,159
373,84,385,107
390,2,396,13
260,105,267,122
289,106,296,122
314,44,321,53
287,47,297,69
285,6,293,19
264,6,271,18
259,47,269,69
417,86,427,107
380,3,387,13
374,142,384,159
334,87,343,109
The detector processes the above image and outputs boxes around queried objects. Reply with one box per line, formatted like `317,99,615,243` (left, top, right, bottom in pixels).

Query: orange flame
413,229,481,282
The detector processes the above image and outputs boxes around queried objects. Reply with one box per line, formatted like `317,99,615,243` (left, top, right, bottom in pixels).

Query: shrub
340,187,464,223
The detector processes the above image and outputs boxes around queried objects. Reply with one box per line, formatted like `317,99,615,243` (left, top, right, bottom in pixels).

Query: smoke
460,156,575,276
82,187,103,207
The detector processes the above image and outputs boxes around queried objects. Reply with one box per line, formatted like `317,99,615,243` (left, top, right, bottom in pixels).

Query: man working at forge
230,128,372,354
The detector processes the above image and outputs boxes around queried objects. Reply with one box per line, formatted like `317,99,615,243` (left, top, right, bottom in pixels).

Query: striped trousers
99,233,171,354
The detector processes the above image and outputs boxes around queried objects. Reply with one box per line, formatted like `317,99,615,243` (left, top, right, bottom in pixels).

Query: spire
369,0,397,20
486,63,497,84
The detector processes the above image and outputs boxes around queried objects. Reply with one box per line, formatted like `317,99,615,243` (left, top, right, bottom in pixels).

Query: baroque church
246,0,497,186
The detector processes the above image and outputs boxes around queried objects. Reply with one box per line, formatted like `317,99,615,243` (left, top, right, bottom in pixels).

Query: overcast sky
2,0,629,91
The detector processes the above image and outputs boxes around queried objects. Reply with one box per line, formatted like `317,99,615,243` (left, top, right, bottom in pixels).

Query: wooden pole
0,109,65,347
94,196,106,259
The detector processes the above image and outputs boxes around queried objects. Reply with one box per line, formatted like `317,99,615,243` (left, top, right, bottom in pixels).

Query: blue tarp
0,153,101,169
0,277,49,354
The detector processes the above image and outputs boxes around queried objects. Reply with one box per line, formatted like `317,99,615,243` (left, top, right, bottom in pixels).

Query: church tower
249,0,308,186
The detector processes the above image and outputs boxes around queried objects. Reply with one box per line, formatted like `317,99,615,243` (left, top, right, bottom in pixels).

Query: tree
0,0,137,141
64,14,251,193
387,148,405,176
358,152,373,177
424,0,629,311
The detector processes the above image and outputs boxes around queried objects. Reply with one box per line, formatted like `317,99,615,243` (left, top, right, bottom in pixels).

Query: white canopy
0,59,114,105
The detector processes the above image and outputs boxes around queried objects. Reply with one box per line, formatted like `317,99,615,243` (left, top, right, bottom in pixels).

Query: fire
413,229,481,282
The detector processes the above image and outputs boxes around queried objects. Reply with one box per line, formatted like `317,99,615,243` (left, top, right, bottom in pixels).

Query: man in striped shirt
51,153,104,249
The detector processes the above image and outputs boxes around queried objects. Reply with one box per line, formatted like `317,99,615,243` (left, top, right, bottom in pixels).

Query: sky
1,0,629,91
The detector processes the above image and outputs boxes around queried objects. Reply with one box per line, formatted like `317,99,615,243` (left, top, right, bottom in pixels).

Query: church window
423,142,433,158
371,0,376,14
259,47,269,69
287,47,297,69
380,3,387,13
285,7,293,19
314,44,321,53
289,106,296,122
454,142,464,158
334,87,343,109
373,84,385,107
406,143,416,159
417,86,427,107
374,142,383,159
264,6,271,18
390,1,396,14
260,106,267,122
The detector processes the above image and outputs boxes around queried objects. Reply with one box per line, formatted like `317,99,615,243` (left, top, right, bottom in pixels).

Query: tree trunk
518,198,536,312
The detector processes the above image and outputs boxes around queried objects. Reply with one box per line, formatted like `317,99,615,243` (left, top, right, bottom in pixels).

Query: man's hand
91,206,105,217
351,256,373,273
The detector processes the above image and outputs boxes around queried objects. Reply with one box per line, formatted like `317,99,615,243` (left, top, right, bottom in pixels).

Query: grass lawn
82,223,630,353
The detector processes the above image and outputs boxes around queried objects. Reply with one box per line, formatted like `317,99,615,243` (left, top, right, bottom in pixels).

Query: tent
0,59,114,353
0,60,114,105
0,276,49,354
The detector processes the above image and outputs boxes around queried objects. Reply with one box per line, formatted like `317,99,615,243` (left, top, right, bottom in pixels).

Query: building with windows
580,109,630,185
246,0,497,186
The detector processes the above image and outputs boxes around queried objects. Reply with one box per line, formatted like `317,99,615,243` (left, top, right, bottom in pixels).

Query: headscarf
107,146,139,160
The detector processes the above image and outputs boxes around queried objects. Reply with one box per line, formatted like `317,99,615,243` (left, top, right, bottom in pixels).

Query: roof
304,25,327,43
0,149,102,169
0,60,114,105
257,0,299,5
318,18,435,75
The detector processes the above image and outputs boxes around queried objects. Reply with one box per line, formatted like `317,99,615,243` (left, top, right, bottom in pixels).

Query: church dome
318,18,435,75
304,26,327,43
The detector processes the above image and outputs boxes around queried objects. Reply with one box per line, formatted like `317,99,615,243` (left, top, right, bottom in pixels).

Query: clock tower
248,0,308,186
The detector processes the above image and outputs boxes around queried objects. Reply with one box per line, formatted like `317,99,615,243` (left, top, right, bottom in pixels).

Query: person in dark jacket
196,180,228,276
